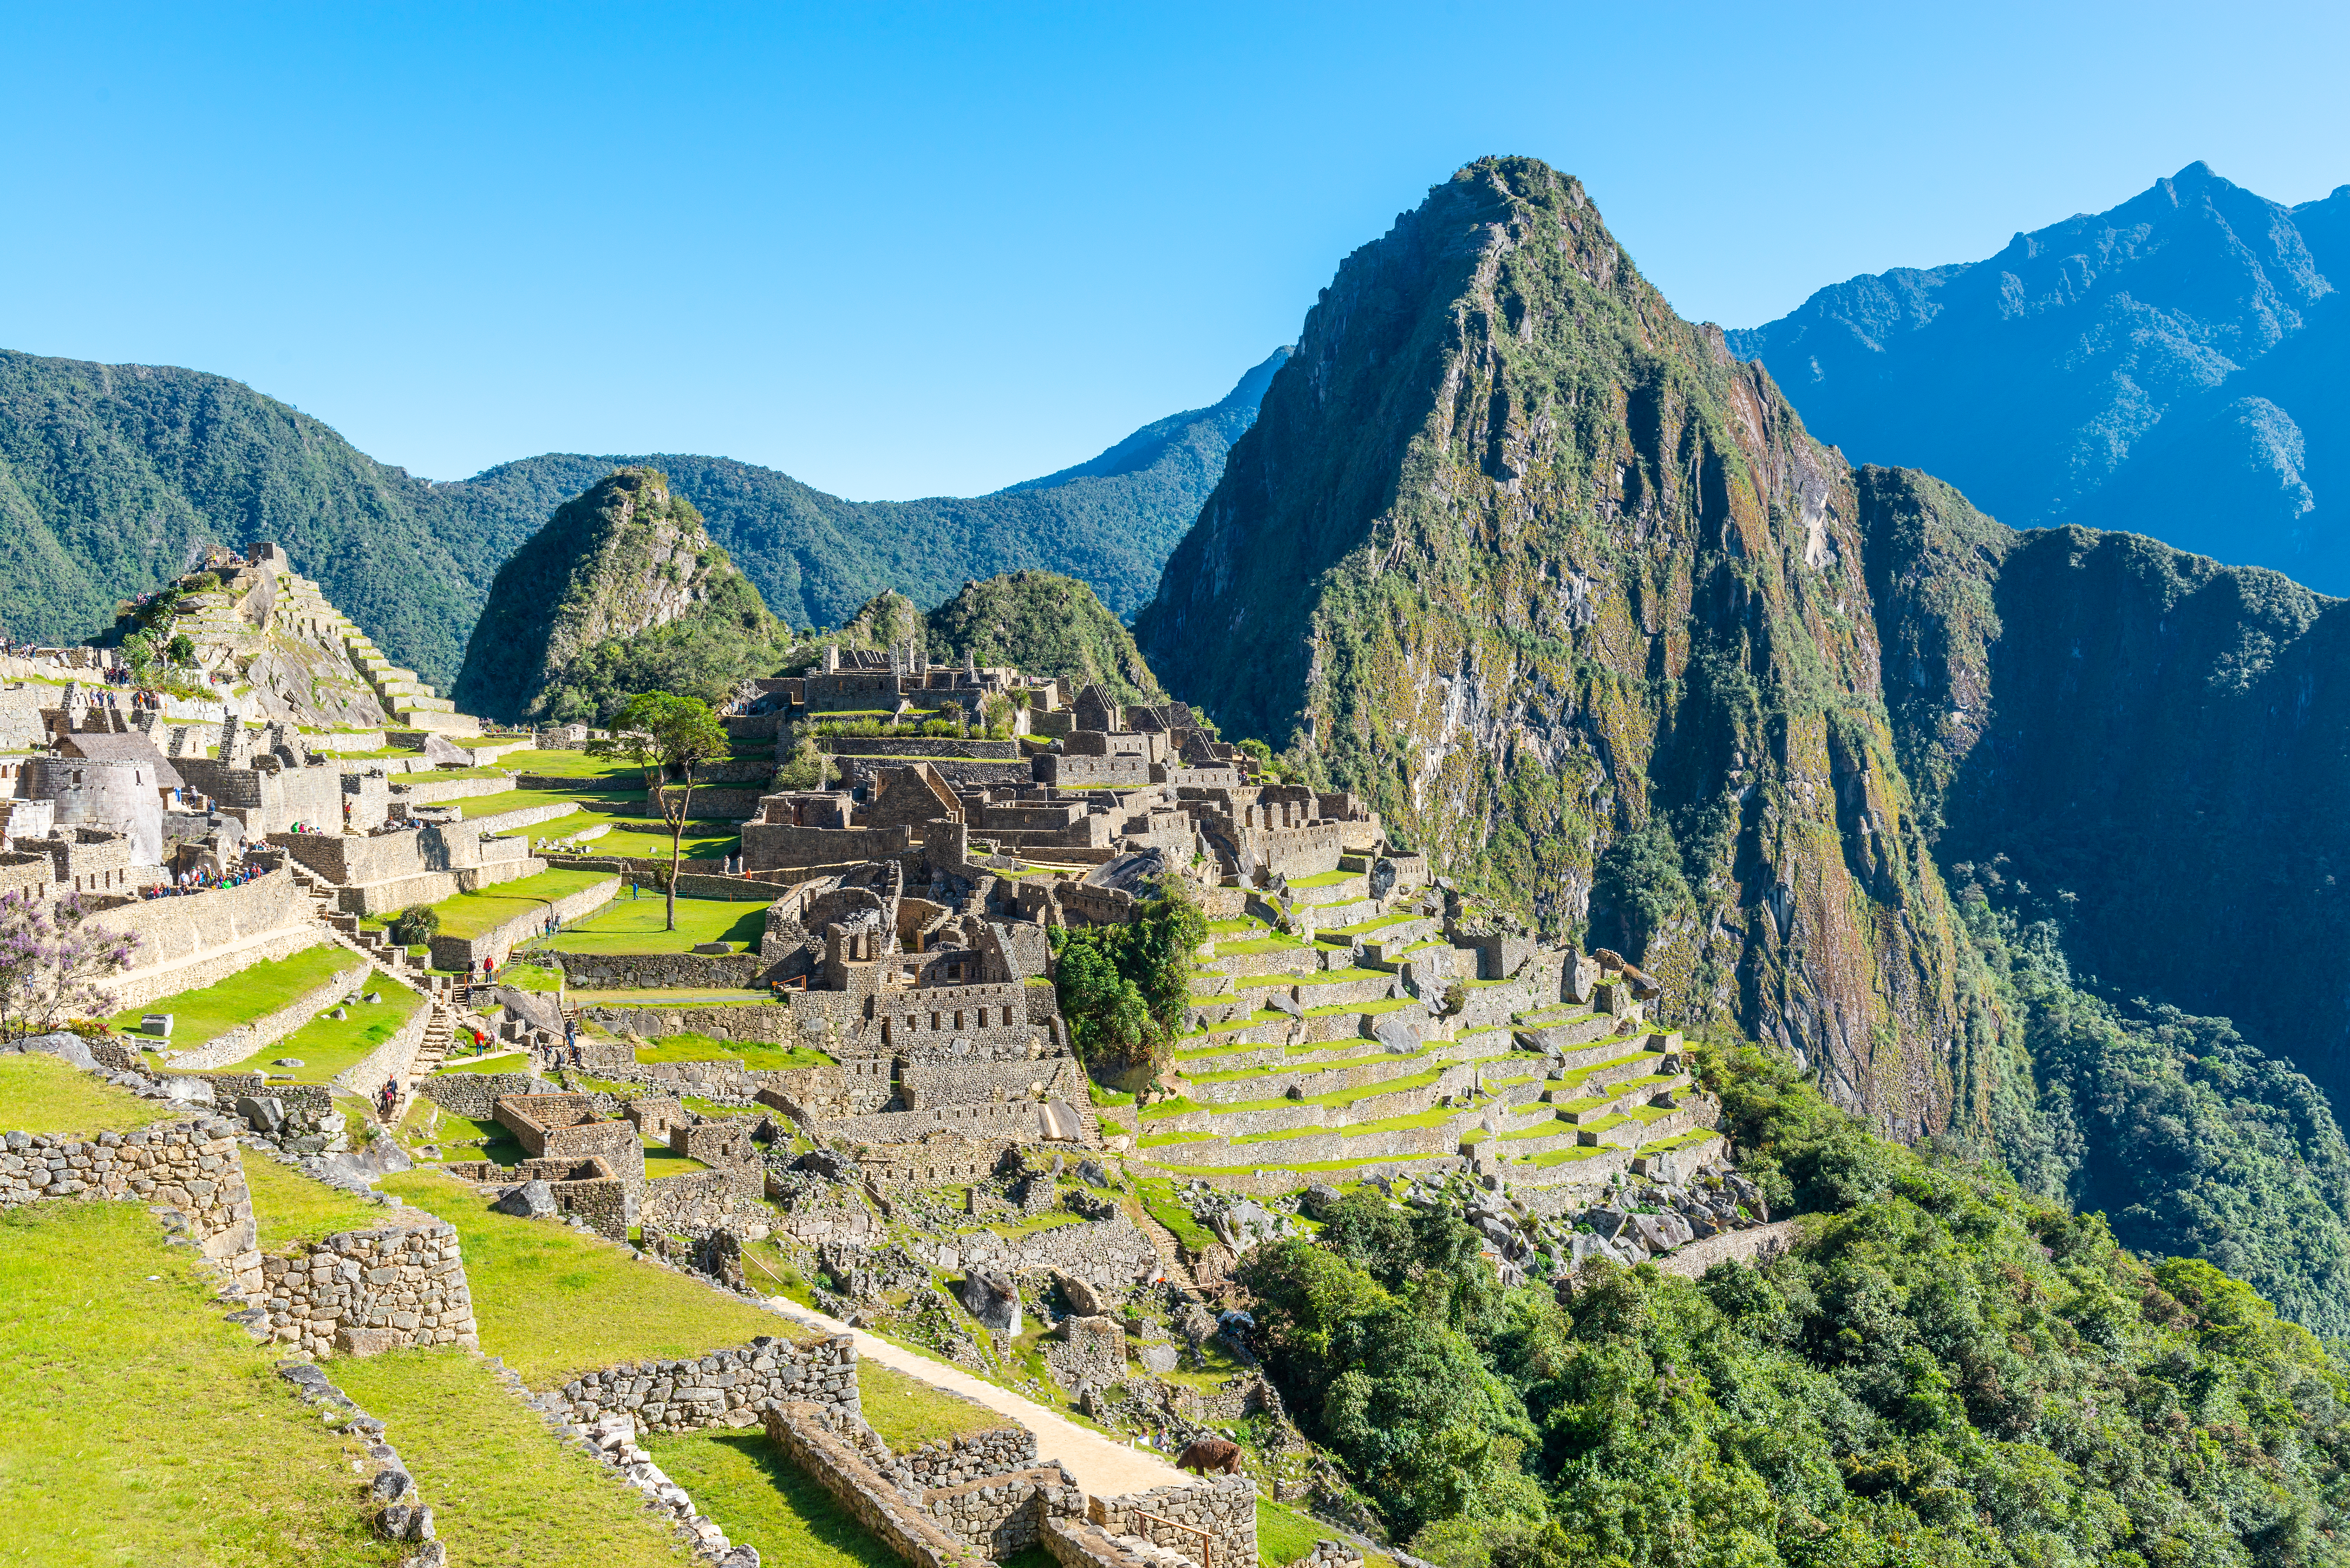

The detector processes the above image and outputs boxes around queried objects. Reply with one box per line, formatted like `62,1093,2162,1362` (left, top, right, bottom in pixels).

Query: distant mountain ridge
1730,161,2350,590
0,346,1289,691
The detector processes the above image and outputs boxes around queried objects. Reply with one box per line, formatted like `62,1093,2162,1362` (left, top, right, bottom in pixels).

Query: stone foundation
242,1216,479,1356
556,1334,861,1434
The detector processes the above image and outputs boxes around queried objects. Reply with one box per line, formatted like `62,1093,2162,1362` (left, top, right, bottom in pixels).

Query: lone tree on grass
0,890,142,1041
590,691,730,933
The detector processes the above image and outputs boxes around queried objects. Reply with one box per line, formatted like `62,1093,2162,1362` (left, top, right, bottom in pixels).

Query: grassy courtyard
0,1201,397,1565
551,894,775,955
243,1154,395,1251
378,1168,808,1383
105,941,359,1047
636,1032,833,1071
647,1431,896,1568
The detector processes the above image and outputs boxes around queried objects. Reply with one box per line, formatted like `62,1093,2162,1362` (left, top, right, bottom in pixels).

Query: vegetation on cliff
453,468,785,724
1243,1047,2350,1566
1140,157,1976,1141
924,571,1167,704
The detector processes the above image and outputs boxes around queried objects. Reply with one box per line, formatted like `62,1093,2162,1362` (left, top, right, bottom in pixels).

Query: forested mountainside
0,346,1287,690
1139,157,2350,1333
452,468,785,724
1279,1045,2350,1568
1732,162,2350,591
923,571,1167,705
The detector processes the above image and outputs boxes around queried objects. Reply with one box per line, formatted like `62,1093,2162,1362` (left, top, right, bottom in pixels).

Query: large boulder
1369,1011,1427,1055
13,1032,100,1071
1298,1182,1344,1219
494,1180,557,1220
1209,1199,1281,1251
956,1268,1022,1337
316,1138,413,1186
157,1075,216,1107
233,1095,287,1135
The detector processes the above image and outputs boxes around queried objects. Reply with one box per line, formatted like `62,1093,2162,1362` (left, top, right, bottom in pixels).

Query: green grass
0,1202,397,1565
1215,935,1308,956
453,785,646,820
636,1032,832,1070
645,1431,898,1568
212,988,424,1083
1257,1499,1328,1567
378,1168,804,1384
244,1154,393,1250
497,748,647,780
333,1350,690,1565
1234,967,1386,991
552,896,777,956
105,942,357,1046
430,868,617,939
1283,870,1360,889
857,1364,1008,1448
1137,1154,1445,1178
1135,1179,1216,1250
0,1053,172,1135
645,1139,713,1174
434,1049,535,1074
1231,1104,1462,1145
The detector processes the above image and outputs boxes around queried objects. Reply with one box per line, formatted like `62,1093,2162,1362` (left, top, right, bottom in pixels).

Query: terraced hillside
1138,859,1720,1203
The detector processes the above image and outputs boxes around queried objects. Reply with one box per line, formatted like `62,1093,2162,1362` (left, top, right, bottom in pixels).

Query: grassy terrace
379,1168,802,1383
430,867,615,939
0,1052,172,1135
634,1032,833,1071
213,987,425,1083
244,1154,394,1250
1235,966,1385,990
0,1203,396,1564
1315,909,1422,942
1139,1152,1446,1178
551,894,775,955
1283,869,1359,889
648,1432,895,1568
459,785,746,862
1213,933,1308,956
107,941,356,1046
1149,1067,1447,1121
496,747,648,780
335,1351,690,1565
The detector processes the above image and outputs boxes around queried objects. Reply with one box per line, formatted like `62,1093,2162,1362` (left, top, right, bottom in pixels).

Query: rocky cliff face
453,468,758,722
1140,157,1982,1135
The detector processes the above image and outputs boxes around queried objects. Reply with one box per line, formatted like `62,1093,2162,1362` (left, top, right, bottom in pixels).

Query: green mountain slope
1142,157,1975,1138
923,571,1167,704
1249,1045,2350,1564
0,347,1288,690
453,468,785,724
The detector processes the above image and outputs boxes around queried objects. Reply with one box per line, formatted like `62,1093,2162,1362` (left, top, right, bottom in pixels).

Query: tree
589,691,730,931
1048,885,1208,1079
0,891,142,1040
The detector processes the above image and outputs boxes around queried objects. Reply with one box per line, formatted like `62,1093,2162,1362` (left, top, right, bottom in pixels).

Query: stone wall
900,1056,1087,1112
94,870,324,1010
162,951,371,1070
557,951,771,990
831,1100,1050,1146
641,1168,744,1231
848,1135,1015,1190
583,1000,801,1044
0,1112,264,1295
326,991,432,1099
244,1216,479,1357
391,774,515,804
556,1334,860,1434
765,1403,990,1568
418,1071,548,1118
888,1423,1036,1488
1090,1476,1256,1568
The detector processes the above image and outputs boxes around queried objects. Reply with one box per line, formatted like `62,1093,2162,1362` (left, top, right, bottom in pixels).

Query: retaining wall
327,993,434,1099
427,874,617,969
765,1403,990,1568
1089,1476,1256,1568
558,951,772,990
246,1215,479,1356
555,1334,860,1434
0,1112,264,1295
94,871,323,1010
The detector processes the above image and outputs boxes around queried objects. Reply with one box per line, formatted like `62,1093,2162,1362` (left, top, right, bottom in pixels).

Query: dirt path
764,1296,1191,1497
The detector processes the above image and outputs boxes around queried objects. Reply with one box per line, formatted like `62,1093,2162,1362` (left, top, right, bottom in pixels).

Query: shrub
388,904,441,946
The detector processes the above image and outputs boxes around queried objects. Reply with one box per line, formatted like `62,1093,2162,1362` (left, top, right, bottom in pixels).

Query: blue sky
4,2,2344,499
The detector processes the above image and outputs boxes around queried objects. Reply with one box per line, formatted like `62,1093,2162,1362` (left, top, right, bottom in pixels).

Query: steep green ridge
1142,157,1976,1138
1732,162,2350,591
0,347,1286,689
923,571,1168,703
1246,1045,2350,1564
453,468,784,723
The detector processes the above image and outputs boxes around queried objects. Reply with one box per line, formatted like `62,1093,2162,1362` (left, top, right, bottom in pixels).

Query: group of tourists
142,861,265,899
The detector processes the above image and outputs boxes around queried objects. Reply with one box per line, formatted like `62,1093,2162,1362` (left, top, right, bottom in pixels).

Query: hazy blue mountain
1731,162,2350,590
